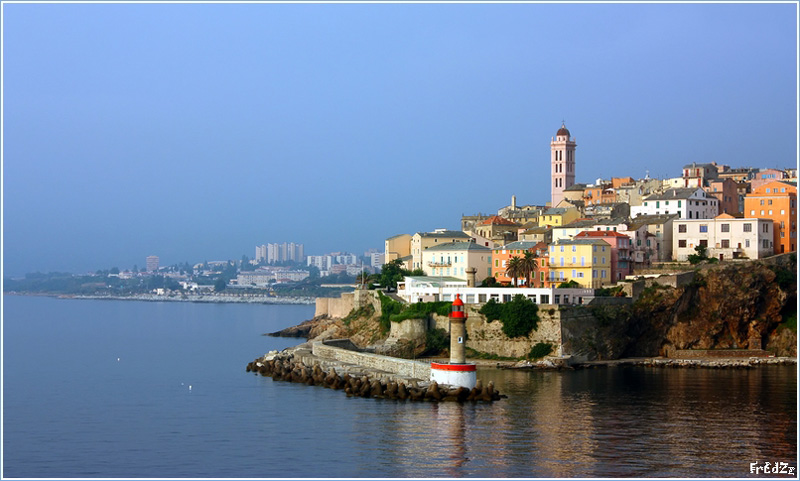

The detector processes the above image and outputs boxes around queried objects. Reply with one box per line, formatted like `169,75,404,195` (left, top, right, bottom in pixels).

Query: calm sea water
3,295,797,478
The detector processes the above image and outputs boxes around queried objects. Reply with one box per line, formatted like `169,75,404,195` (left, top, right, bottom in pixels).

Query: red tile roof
480,215,518,226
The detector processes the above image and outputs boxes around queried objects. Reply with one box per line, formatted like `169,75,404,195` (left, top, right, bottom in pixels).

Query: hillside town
384,123,797,305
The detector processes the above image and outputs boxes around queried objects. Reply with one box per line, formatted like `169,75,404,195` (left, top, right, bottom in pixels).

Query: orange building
491,241,549,287
744,181,796,254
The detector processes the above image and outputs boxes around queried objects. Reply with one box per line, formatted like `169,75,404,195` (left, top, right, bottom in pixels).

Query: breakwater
246,349,503,402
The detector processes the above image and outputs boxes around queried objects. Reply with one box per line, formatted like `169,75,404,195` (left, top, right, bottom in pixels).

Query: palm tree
521,250,538,287
505,256,524,287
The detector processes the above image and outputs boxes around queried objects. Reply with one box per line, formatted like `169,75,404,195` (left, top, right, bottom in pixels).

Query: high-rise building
258,242,306,263
550,123,577,206
146,255,159,272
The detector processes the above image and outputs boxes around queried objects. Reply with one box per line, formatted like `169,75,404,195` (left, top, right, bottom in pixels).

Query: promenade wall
312,340,432,380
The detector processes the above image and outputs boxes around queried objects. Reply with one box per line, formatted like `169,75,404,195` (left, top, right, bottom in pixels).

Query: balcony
427,262,452,268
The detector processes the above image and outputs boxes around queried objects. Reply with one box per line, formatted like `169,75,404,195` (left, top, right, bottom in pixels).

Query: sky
2,2,797,276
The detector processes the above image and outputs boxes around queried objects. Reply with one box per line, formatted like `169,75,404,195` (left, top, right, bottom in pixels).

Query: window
750,210,755,216
699,240,708,247
699,225,708,233
760,200,765,205
721,224,730,233
743,223,752,232
721,239,729,248
763,223,770,233
678,201,682,207
745,239,750,248
679,240,687,248
678,224,687,233
766,188,771,193
768,200,773,205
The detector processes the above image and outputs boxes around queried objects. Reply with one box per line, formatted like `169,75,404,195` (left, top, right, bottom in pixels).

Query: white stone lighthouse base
430,362,477,389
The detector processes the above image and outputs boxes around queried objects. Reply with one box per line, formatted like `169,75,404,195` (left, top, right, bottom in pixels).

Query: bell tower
550,122,577,206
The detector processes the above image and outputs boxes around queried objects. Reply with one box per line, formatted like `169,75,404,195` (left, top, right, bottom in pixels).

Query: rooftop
425,241,491,252
479,215,518,226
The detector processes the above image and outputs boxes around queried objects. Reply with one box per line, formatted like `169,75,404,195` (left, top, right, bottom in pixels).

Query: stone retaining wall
313,340,431,380
671,349,774,359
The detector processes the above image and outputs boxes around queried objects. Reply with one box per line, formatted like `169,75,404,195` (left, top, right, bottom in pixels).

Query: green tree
214,278,227,292
688,244,709,264
505,256,523,286
520,251,538,286
379,259,408,290
479,295,540,338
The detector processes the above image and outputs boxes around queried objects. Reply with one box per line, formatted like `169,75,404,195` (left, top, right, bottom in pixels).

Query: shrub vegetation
479,295,540,338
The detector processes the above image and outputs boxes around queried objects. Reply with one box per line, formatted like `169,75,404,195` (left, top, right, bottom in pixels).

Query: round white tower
550,123,577,206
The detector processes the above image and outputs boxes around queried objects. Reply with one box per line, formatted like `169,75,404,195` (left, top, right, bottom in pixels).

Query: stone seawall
314,290,379,318
312,340,432,380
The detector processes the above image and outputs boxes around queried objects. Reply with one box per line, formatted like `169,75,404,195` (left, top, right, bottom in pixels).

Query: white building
631,188,718,220
672,214,773,261
397,276,593,306
369,252,385,269
421,241,492,281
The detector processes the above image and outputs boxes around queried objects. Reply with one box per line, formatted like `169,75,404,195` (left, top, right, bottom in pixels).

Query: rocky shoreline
508,356,798,370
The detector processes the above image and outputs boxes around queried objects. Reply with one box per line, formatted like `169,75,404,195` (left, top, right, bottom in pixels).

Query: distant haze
3,3,796,276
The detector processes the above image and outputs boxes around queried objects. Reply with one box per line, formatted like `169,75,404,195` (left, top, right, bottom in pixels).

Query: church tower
550,123,576,206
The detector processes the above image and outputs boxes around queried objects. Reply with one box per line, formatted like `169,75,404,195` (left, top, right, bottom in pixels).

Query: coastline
4,291,316,305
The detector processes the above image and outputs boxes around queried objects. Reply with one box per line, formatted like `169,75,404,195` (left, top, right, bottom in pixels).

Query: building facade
421,241,492,282
744,181,797,254
672,215,773,261
548,239,612,288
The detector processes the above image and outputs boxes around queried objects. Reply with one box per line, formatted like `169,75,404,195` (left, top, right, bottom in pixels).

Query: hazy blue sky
3,2,797,276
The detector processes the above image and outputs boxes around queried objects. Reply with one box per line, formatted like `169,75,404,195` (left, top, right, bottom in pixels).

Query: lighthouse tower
550,123,577,206
430,294,477,389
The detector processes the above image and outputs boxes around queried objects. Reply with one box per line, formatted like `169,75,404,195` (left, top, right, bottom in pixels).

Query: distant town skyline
3,2,796,276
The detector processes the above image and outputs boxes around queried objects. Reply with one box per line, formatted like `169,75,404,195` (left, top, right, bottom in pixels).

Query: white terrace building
631,187,718,220
397,276,594,306
421,241,492,281
672,214,773,261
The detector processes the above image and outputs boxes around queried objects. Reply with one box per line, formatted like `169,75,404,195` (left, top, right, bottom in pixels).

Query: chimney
466,268,477,288
512,195,517,210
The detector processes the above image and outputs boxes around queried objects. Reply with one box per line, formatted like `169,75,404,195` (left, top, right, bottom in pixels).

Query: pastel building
548,239,612,288
672,214,773,261
491,241,549,287
574,231,633,281
384,234,412,263
421,241,492,282
630,188,718,220
410,230,472,271
744,181,797,254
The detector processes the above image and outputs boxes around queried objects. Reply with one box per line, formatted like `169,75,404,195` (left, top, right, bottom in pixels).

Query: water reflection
370,366,795,478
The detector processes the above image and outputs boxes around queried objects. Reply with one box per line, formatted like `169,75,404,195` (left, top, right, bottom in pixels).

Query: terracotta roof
556,123,570,137
480,215,518,226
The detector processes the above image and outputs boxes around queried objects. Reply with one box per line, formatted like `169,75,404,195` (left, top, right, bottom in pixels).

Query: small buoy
117,358,120,362
188,385,192,391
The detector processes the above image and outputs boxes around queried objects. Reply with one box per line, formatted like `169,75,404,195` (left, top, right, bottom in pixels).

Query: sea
2,295,797,478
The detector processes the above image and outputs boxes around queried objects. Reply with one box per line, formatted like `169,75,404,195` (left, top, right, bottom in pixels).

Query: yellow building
548,239,611,288
537,207,581,228
385,234,412,263
410,229,472,270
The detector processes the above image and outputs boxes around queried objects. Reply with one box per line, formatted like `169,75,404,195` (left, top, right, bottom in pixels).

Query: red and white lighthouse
430,294,477,389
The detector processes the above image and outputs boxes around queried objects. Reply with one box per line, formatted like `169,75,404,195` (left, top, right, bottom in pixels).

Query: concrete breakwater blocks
245,351,504,403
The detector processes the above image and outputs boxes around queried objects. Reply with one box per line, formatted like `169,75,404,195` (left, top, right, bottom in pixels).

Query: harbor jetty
246,340,504,403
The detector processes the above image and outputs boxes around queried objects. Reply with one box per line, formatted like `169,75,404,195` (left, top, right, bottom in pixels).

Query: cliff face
622,254,797,358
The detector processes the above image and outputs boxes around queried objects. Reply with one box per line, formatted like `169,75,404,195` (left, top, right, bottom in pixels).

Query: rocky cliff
571,254,797,359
